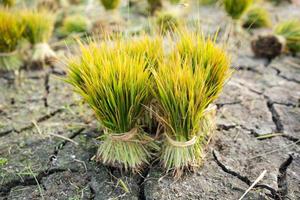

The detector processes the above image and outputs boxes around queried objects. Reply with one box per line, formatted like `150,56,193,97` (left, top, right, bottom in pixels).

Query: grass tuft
100,0,120,10
243,7,272,29
21,9,56,67
156,12,180,35
60,15,90,36
122,35,164,69
21,10,55,45
275,19,300,53
66,37,159,172
153,31,231,175
147,0,162,14
223,0,253,20
0,8,24,71
0,0,15,7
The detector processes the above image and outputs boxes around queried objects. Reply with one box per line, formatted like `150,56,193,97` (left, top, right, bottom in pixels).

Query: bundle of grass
21,10,56,69
199,0,218,5
153,31,231,176
156,12,180,35
0,0,15,7
0,9,24,72
223,0,253,20
123,35,163,69
69,0,85,4
147,0,162,15
267,0,288,5
100,0,120,10
251,20,300,58
275,20,300,53
60,15,90,37
170,0,181,4
66,40,158,172
37,0,60,11
242,7,271,29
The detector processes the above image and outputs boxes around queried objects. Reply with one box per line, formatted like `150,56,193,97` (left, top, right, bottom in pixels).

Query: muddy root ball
251,34,285,59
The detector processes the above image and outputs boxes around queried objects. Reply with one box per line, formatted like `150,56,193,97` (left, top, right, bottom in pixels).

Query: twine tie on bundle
164,104,217,148
109,127,138,141
165,133,197,148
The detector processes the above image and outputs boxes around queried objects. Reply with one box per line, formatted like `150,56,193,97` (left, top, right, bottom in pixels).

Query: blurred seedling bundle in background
251,19,300,59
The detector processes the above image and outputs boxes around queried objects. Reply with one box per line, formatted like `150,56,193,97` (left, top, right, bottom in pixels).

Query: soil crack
277,155,293,198
0,168,77,199
212,150,280,199
236,66,263,75
43,71,51,108
272,67,300,85
267,101,284,133
138,166,151,200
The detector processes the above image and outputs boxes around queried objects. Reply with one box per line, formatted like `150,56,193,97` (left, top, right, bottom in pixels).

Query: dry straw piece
66,37,162,172
21,9,56,68
0,8,24,71
152,31,231,176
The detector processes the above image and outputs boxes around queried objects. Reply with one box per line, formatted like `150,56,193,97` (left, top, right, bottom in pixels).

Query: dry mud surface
1,3,300,200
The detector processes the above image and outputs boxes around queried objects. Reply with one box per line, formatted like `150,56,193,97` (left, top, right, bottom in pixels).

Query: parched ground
0,2,300,200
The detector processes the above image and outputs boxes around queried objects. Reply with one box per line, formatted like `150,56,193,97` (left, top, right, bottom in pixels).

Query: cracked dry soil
1,3,300,200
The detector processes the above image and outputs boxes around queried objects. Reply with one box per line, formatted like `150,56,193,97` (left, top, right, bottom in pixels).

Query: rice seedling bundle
21,10,56,68
170,0,181,4
100,0,120,10
147,0,162,14
275,20,300,53
66,38,159,172
199,0,218,5
153,31,231,176
0,8,24,71
156,12,180,35
122,35,164,69
223,0,253,20
0,0,15,7
60,15,90,36
251,19,300,58
242,7,271,29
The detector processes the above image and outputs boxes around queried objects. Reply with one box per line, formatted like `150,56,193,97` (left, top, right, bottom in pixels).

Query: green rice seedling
223,0,253,20
251,19,300,58
170,0,181,4
156,12,180,35
37,0,60,11
66,39,158,172
242,7,271,29
199,0,218,5
153,31,231,176
174,31,231,98
100,0,120,10
122,35,164,69
275,20,300,53
147,0,162,14
0,0,15,7
267,0,286,5
21,10,56,68
60,15,90,36
0,8,24,71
